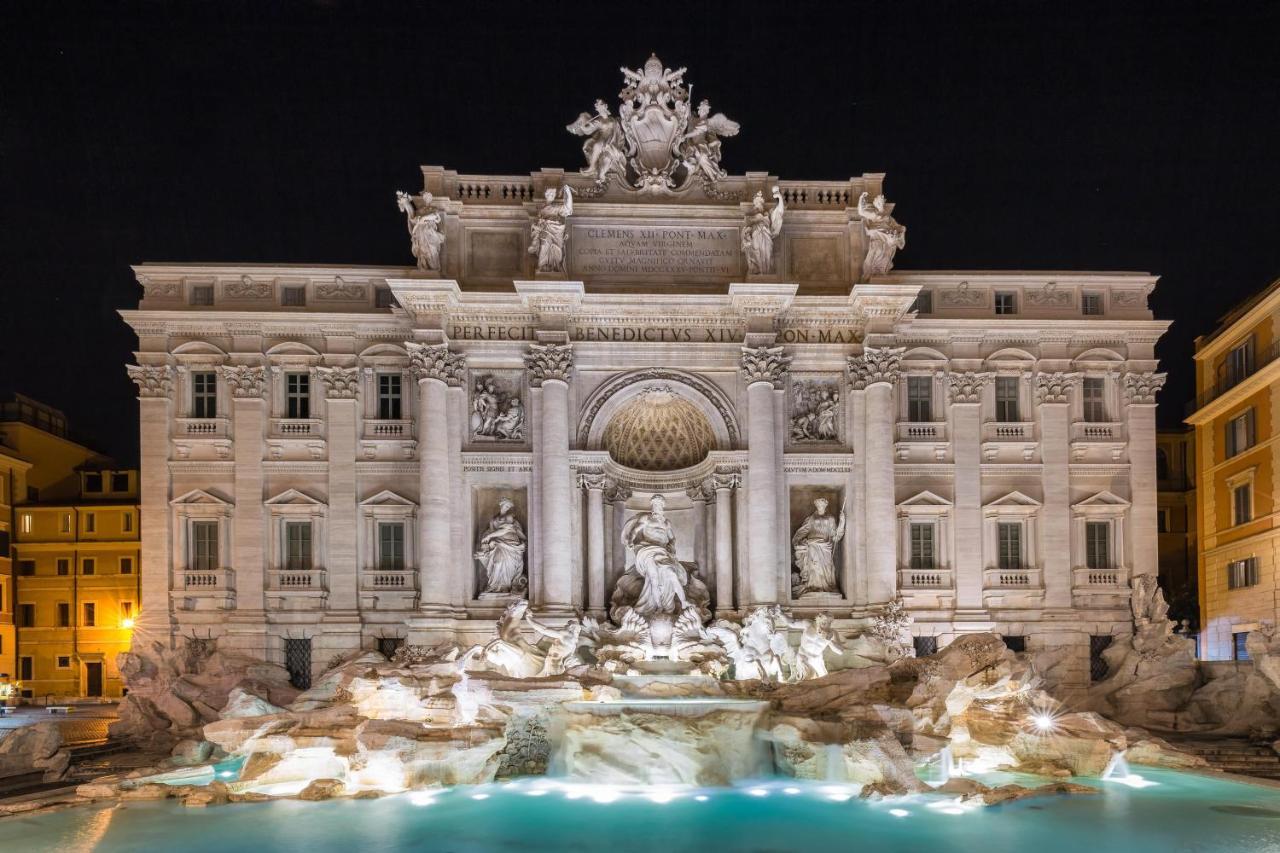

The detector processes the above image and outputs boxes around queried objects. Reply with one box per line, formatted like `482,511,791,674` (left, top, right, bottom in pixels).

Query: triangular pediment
985,490,1042,508
1072,490,1130,510
359,489,416,507
897,490,952,508
264,488,326,506
170,488,232,507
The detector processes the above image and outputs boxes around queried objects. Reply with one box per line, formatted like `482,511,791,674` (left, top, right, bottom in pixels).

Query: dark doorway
85,662,104,697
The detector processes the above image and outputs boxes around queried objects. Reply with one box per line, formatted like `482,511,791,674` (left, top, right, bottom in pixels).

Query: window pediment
265,489,327,515
359,489,416,507
898,490,952,510
171,488,233,507
1072,490,1130,516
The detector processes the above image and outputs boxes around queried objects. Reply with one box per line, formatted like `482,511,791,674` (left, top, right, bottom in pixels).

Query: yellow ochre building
1187,278,1280,660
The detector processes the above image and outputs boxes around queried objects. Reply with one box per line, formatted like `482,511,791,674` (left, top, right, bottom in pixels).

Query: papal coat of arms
567,55,740,194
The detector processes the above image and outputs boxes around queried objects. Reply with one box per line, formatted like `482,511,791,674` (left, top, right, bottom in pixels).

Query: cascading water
1102,751,1132,780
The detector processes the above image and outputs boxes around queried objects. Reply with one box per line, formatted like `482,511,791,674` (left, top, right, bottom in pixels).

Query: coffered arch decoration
602,389,717,471
578,368,740,451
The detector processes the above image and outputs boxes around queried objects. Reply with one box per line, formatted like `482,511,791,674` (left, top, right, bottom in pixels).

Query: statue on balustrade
529,186,573,274
610,493,711,624
475,498,527,596
858,191,906,276
791,497,846,596
741,187,785,275
395,190,446,272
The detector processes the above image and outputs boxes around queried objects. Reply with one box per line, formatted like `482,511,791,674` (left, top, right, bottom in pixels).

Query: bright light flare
889,808,910,818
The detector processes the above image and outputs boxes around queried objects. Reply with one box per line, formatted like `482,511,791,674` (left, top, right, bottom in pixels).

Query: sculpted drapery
475,498,527,594
791,498,846,595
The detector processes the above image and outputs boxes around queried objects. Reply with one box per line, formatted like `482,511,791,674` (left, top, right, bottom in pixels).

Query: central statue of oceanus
609,493,712,624
567,54,739,194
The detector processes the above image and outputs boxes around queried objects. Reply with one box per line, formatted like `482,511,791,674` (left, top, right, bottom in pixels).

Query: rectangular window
82,558,95,576
1225,409,1256,458
285,522,313,571
121,601,134,622
1226,338,1254,386
377,636,405,659
112,473,130,492
282,286,307,306
18,604,35,628
189,285,214,306
192,371,218,418
1157,508,1170,534
85,472,102,492
85,513,96,533
997,522,1022,571
285,373,311,419
375,288,396,309
913,636,938,657
1232,483,1253,526
1234,632,1251,661
18,560,35,577
285,638,312,689
911,290,932,314
192,520,219,571
56,656,71,669
906,376,932,422
994,291,1017,315
83,602,96,627
122,512,133,533
1081,293,1104,315
378,374,403,420
378,522,405,571
1085,521,1111,569
1227,556,1260,589
19,657,32,681
56,558,69,576
909,522,936,570
20,513,31,534
60,514,71,533
1082,377,1107,422
120,557,134,575
57,602,70,627
994,376,1020,422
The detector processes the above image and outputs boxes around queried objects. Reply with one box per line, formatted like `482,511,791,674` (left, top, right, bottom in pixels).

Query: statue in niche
790,613,842,680
475,498,527,596
566,99,628,186
741,187,785,275
529,186,573,274
610,494,711,624
858,192,906,276
395,191,446,272
678,99,740,184
470,377,524,441
791,497,847,596
790,383,840,442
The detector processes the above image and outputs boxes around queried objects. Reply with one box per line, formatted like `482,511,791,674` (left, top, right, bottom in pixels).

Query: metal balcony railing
1186,339,1280,416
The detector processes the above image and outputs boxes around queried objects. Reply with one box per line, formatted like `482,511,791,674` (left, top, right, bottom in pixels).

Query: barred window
1233,632,1251,661
995,291,1017,315
913,636,938,657
1081,293,1104,315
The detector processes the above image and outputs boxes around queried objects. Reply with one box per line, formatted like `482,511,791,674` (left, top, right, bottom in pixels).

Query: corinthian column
848,347,903,605
947,370,993,618
127,365,175,643
407,342,464,616
579,472,607,617
526,343,574,613
1123,371,1166,580
741,346,790,607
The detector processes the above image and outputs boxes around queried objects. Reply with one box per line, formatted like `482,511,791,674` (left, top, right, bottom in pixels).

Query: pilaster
947,369,992,620
127,365,175,645
526,343,575,614
1037,371,1077,609
1124,371,1166,578
741,345,790,607
220,364,269,652
316,367,359,615
848,347,903,605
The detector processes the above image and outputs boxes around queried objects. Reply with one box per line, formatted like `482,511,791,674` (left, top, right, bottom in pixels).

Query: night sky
3,1,1279,464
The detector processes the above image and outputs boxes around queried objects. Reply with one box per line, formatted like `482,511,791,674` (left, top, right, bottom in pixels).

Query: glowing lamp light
122,618,136,630
1031,713,1057,732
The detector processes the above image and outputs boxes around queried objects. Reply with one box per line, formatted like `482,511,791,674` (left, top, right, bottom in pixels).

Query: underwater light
783,787,801,795
471,793,490,800
889,808,910,818
694,795,709,802
408,792,436,806
747,787,769,797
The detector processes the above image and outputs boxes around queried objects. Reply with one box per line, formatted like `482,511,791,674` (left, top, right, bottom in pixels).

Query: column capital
406,341,465,386
739,345,790,386
945,370,993,404
524,342,574,386
706,471,741,492
1122,370,1167,406
604,480,632,504
846,345,903,390
126,364,174,398
577,470,608,491
314,366,360,399
1035,371,1079,405
218,364,267,398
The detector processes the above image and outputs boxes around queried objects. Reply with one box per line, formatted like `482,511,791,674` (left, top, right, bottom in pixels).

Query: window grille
1090,634,1113,681
285,638,312,689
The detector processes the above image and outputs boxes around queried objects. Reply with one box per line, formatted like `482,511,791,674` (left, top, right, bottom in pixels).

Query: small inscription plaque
569,225,740,278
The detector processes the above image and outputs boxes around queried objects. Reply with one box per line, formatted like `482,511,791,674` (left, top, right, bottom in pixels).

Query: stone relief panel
469,372,526,444
788,377,841,445
472,487,529,600
789,486,846,599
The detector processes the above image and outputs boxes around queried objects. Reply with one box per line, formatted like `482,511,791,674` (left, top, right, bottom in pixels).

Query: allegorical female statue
791,497,846,596
528,186,573,274
857,191,906,276
395,190,446,272
566,99,627,186
475,497,527,595
679,99,740,184
741,186,785,275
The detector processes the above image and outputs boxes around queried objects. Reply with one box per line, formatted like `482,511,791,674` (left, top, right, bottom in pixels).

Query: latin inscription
569,226,740,277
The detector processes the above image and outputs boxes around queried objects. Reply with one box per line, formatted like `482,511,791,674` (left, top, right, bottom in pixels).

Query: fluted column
709,472,740,615
848,347,903,606
526,343,575,612
580,473,608,616
127,365,175,642
741,346,791,607
947,370,993,617
315,366,360,613
1037,372,1077,609
407,343,463,615
1124,371,1166,579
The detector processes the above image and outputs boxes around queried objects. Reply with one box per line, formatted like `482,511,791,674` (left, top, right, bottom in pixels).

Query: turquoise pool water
3,769,1279,852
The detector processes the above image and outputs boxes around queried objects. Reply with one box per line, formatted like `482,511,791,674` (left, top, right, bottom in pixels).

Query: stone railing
269,569,326,591
362,570,415,590
1074,567,1124,588
447,174,538,204
897,422,947,441
176,418,230,438
776,180,856,210
182,569,232,590
1071,421,1124,442
898,568,952,589
363,419,413,440
270,418,325,438
983,421,1034,442
984,567,1043,589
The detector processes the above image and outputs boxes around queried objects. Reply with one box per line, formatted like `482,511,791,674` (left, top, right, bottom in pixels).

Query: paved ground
0,704,118,745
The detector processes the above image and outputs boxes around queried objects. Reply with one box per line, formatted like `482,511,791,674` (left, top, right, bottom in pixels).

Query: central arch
577,368,741,453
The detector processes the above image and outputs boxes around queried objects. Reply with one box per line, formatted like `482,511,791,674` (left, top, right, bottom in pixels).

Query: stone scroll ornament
313,366,360,400
528,187,573,274
217,365,267,398
858,191,906,276
395,191,445,272
568,55,740,193
126,364,174,398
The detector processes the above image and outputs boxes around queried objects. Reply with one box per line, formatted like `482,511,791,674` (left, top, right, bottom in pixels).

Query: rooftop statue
566,99,628,187
395,190,445,272
858,191,907,276
528,186,573,273
742,187,785,275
